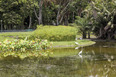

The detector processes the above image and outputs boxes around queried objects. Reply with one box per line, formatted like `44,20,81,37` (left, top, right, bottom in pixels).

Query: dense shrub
29,25,77,41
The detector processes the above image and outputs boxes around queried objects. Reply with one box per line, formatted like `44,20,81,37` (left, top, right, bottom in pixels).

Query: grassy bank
52,40,95,48
0,32,95,47
0,32,32,41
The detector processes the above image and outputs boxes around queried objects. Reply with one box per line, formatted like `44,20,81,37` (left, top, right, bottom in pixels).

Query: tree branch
34,5,39,19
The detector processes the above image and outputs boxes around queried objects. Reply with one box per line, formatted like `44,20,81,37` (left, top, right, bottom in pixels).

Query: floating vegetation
0,39,53,60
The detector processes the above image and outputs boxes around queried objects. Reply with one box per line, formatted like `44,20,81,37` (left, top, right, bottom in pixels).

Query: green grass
0,32,32,41
0,32,95,48
52,40,96,48
0,29,96,48
76,40,96,46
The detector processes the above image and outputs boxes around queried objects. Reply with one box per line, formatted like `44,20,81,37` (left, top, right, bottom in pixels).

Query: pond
0,41,116,77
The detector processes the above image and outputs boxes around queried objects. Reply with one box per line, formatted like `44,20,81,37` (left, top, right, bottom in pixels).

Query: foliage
85,0,116,39
0,0,91,29
0,39,52,59
75,16,89,32
75,16,90,38
1,0,115,39
29,25,77,41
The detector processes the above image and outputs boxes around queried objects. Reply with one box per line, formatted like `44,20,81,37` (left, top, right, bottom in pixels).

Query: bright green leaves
0,39,52,60
29,25,77,41
75,16,89,31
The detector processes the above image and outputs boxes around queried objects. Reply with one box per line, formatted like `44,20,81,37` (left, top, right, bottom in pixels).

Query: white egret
78,50,83,62
78,50,82,55
75,47,79,49
78,54,82,58
75,42,80,45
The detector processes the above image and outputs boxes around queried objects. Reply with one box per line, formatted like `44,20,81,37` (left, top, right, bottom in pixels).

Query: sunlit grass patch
0,32,32,40
52,40,95,47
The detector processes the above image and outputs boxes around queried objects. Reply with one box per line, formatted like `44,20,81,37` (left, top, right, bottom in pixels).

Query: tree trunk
64,15,68,26
82,31,86,39
28,16,32,29
56,14,59,26
56,1,70,26
108,32,111,40
99,27,103,37
56,7,60,26
88,32,90,39
34,0,43,25
72,12,75,23
38,0,43,25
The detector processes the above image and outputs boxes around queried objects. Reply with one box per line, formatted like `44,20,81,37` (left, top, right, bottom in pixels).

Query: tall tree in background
86,0,116,40
34,0,43,25
0,0,23,30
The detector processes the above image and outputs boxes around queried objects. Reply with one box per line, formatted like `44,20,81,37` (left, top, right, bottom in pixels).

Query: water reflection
0,42,116,77
82,42,116,61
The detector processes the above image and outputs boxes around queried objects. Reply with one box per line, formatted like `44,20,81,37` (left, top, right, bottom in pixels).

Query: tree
52,0,72,25
19,0,35,29
75,16,90,39
86,0,116,40
0,0,24,30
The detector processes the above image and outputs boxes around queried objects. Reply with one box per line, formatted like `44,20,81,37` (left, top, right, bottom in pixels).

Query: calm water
0,42,116,77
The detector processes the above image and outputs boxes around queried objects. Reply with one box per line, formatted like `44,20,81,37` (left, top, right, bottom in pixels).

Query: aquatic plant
0,39,52,59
